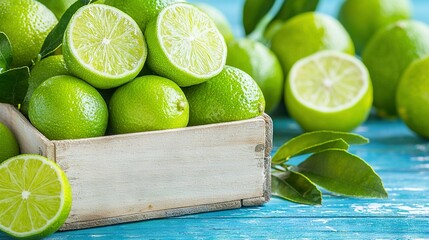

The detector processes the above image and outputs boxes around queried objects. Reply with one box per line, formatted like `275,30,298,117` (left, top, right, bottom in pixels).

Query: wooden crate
0,103,272,230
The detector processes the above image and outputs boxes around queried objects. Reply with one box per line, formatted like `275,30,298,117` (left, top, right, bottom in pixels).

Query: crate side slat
0,103,55,159
54,117,267,227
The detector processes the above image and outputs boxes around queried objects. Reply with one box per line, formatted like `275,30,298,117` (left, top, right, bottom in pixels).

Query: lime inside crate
0,103,272,230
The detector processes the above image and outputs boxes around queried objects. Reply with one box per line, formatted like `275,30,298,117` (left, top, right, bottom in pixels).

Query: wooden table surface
2,0,429,239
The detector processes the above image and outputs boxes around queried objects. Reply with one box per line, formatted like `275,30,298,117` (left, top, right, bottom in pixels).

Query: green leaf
0,67,30,106
0,32,12,73
272,169,321,205
273,0,319,22
81,0,92,4
272,131,369,164
296,149,388,198
39,0,86,58
242,0,275,36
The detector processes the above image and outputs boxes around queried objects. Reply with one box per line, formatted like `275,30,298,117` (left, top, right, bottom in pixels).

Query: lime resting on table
63,4,147,89
397,56,429,138
285,51,373,132
362,20,429,117
145,3,227,87
0,154,72,239
271,12,354,75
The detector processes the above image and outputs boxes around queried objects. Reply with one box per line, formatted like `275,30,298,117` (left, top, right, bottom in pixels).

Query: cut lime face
146,3,227,87
0,154,72,239
286,51,373,132
289,51,369,112
63,4,147,89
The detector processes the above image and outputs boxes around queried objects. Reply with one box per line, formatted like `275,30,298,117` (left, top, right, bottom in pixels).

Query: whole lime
104,0,185,31
338,0,411,54
28,75,108,140
21,55,69,116
109,75,189,134
397,56,429,138
0,0,57,67
0,122,19,163
270,12,354,74
183,65,265,126
227,38,283,114
362,20,429,117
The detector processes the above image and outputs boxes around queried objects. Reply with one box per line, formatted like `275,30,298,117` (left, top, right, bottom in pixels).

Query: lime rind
0,154,72,238
64,4,147,89
289,51,370,113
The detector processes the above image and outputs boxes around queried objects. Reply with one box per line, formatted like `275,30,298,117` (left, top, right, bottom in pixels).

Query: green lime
0,122,19,163
63,4,147,89
362,20,429,117
104,0,184,31
145,3,227,87
28,75,108,140
0,154,72,239
338,0,411,54
194,3,234,43
183,65,265,126
109,75,189,134
37,0,77,19
0,0,57,67
227,38,283,114
397,56,429,138
285,51,373,132
21,55,69,116
271,12,354,75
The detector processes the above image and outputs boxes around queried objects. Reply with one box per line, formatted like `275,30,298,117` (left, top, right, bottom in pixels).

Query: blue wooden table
2,0,429,239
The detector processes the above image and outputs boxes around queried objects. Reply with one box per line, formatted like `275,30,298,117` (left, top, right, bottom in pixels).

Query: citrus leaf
39,0,86,58
81,0,92,4
0,67,30,106
0,32,12,73
272,131,369,164
243,0,275,35
272,169,321,205
296,149,388,198
273,0,319,22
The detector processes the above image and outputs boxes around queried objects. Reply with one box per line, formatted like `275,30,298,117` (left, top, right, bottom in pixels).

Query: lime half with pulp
63,4,147,89
145,3,227,87
286,51,373,132
0,154,72,239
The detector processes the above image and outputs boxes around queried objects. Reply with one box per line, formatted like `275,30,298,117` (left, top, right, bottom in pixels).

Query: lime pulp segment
66,4,146,78
0,155,71,238
289,51,369,112
158,3,227,77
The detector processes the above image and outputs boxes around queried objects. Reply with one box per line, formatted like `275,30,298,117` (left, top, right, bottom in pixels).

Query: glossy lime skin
397,56,429,138
109,75,189,134
28,75,108,140
270,12,354,75
227,38,283,114
362,20,429,117
0,122,19,163
183,66,265,126
339,0,411,54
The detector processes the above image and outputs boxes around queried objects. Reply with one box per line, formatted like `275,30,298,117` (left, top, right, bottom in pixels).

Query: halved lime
145,3,227,87
63,4,147,89
286,51,373,132
0,154,72,239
